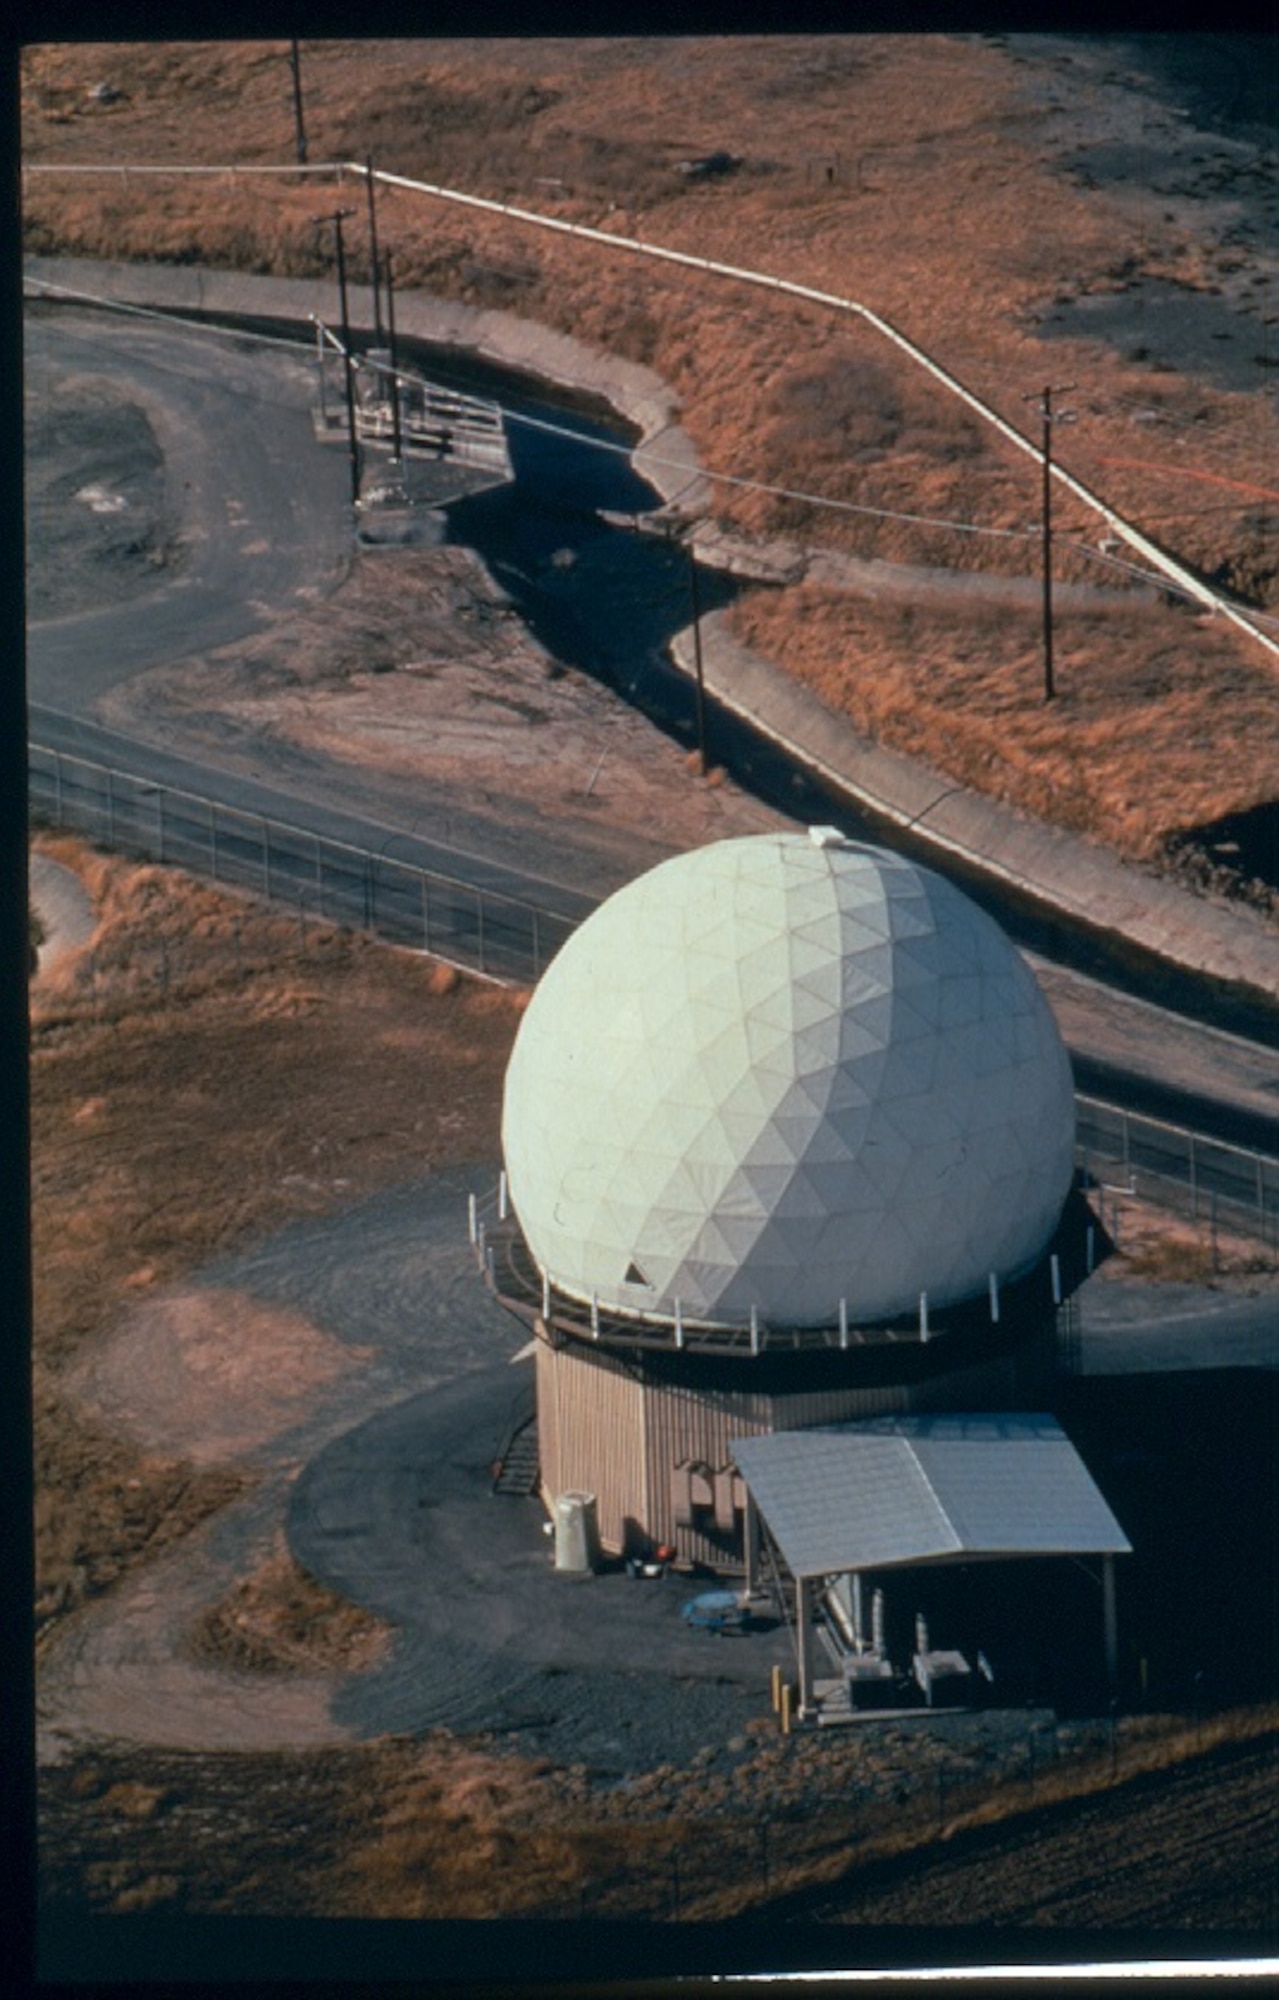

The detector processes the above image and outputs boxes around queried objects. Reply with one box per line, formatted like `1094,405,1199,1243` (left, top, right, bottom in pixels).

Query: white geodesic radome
501,831,1076,1330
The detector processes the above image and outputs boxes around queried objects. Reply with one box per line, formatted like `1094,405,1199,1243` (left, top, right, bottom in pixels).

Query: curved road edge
24,255,1279,1026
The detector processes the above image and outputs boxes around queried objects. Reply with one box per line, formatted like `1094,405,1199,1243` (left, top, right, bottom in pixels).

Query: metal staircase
491,1414,541,1497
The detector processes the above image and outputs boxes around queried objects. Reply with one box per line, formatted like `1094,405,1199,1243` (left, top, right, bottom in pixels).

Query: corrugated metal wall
537,1321,1060,1567
642,1374,769,1566
537,1338,646,1554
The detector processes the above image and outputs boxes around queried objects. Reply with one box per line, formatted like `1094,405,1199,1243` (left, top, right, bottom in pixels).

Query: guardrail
28,740,572,987
28,737,1278,1242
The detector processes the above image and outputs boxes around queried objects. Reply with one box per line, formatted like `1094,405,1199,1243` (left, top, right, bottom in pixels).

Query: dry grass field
23,35,1279,1939
29,834,523,1637
29,837,1279,1930
20,34,1279,887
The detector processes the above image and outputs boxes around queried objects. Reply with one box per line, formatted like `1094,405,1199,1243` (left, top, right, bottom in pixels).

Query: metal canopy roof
732,1414,1131,1579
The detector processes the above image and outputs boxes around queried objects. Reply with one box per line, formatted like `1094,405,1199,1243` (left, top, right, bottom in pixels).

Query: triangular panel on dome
693,1014,757,1092
728,1158,798,1215
789,938,845,994
703,1103,786,1166
885,894,941,944
679,1210,759,1275
735,925,801,997
684,957,764,1030
936,970,987,1030
743,1014,804,1082
775,1104,856,1170
887,978,948,1041
842,984,896,1048
830,1156,907,1222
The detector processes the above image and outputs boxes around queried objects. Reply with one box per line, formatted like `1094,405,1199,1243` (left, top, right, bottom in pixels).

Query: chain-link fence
29,739,1278,1238
1077,1095,1277,1247
29,740,574,986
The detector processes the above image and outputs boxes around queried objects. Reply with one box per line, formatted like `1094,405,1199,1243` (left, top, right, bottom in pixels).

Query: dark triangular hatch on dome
624,1259,653,1288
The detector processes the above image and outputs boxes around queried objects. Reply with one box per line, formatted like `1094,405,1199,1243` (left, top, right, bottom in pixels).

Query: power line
503,406,1039,544
29,274,1273,615
26,277,1037,547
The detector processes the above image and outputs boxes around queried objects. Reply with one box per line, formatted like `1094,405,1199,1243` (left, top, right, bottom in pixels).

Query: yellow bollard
780,1683,792,1736
770,1663,783,1713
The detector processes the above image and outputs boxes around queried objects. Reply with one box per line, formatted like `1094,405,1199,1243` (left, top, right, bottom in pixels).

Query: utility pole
384,247,403,463
685,533,709,777
364,155,385,344
1025,383,1075,702
288,40,307,166
315,209,360,508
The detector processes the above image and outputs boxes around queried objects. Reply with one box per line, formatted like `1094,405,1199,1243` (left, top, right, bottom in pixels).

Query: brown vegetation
20,35,1279,891
31,838,1278,1927
25,36,1279,1931
186,1544,393,1678
730,586,1279,880
30,834,522,1639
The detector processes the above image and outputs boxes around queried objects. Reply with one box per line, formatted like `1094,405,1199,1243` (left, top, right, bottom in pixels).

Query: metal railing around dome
467,1178,1091,1359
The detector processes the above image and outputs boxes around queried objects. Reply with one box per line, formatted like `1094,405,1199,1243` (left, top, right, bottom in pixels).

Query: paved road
24,300,1279,1157
38,1168,1277,1768
25,308,353,705
1079,1276,1279,1374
